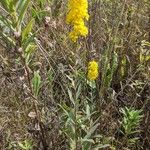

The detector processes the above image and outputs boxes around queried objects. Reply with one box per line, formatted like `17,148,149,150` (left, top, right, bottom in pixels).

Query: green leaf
76,84,81,100
84,123,100,139
0,0,10,11
17,0,30,27
81,138,95,143
93,144,110,150
0,15,14,31
22,19,34,41
8,0,15,13
18,139,33,150
85,104,91,119
18,142,26,149
87,80,96,89
32,71,41,97
0,31,15,46
68,88,75,106
25,43,36,64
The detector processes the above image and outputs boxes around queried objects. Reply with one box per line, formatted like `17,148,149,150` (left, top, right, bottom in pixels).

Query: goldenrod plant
120,107,143,148
59,81,111,150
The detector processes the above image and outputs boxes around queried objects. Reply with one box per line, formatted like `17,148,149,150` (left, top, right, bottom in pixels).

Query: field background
0,0,149,150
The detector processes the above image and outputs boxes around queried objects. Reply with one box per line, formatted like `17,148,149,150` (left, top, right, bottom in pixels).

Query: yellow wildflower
87,60,99,80
66,0,89,42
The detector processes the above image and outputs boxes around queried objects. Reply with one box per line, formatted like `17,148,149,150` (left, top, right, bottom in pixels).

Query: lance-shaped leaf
17,0,30,27
32,71,41,97
22,19,34,41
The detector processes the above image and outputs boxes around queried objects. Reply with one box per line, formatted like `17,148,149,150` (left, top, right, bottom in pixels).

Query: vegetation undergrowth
0,0,149,150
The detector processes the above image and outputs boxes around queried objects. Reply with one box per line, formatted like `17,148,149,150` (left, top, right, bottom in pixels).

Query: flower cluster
66,0,89,42
87,60,99,80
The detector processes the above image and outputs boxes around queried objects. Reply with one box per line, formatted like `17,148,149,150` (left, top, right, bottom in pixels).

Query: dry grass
0,0,150,150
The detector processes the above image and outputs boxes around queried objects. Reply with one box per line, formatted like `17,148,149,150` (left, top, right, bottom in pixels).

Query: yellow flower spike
87,60,99,80
66,0,89,42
